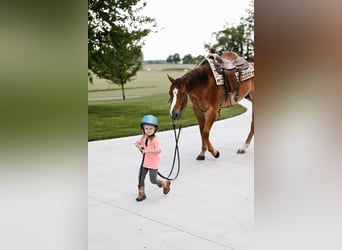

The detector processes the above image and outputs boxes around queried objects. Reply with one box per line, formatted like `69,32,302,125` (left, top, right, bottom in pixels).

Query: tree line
143,53,205,65
165,53,205,65
88,0,254,100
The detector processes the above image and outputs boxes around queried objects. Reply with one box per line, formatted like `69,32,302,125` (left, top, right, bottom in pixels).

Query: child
135,115,171,201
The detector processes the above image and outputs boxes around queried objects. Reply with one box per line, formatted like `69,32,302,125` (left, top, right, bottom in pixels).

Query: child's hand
138,145,144,153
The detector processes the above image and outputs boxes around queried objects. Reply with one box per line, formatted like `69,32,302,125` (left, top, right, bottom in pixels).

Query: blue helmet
140,115,159,130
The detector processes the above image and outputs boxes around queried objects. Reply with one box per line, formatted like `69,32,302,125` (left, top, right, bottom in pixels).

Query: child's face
143,124,156,136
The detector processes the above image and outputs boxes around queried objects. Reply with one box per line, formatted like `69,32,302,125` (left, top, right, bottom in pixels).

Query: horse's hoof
237,149,246,154
196,155,205,160
214,151,220,158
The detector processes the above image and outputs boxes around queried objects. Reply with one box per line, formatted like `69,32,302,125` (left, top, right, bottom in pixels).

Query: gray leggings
138,166,162,187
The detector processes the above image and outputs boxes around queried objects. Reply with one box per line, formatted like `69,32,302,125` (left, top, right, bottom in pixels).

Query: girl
135,115,171,201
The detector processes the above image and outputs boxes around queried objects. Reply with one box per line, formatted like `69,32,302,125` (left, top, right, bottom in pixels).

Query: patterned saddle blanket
203,55,254,86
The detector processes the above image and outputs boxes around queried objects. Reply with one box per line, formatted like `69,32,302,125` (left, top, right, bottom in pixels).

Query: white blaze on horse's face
169,88,178,118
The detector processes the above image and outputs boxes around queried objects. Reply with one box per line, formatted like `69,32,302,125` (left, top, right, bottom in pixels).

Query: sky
141,0,253,60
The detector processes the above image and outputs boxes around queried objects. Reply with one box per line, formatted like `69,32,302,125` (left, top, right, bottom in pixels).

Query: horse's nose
170,111,180,120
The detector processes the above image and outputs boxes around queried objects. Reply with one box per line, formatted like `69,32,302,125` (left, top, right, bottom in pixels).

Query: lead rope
158,120,182,180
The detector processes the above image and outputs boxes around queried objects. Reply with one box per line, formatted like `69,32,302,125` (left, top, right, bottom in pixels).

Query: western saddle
208,51,250,103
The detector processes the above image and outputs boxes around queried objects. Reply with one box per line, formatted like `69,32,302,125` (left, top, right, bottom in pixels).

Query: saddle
208,52,249,103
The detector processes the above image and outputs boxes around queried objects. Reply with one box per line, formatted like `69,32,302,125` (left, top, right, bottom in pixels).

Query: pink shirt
136,135,161,169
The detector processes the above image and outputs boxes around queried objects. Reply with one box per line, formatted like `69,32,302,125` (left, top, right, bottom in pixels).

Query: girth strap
222,68,240,103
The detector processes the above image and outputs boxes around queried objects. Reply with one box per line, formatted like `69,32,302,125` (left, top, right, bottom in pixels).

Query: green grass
88,64,247,141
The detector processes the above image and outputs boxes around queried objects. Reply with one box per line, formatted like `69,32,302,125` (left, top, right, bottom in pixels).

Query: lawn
88,64,247,141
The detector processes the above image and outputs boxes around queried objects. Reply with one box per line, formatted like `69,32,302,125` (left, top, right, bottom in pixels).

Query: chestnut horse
167,51,254,160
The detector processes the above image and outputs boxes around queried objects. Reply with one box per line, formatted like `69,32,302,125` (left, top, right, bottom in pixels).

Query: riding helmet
140,115,159,130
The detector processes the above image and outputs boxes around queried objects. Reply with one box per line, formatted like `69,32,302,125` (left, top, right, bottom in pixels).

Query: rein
158,120,182,180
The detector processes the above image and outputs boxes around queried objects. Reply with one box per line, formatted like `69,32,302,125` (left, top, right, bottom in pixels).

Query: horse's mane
183,61,212,90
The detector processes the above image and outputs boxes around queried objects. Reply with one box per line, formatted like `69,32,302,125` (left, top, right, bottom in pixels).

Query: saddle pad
239,63,254,82
205,58,225,85
204,58,254,85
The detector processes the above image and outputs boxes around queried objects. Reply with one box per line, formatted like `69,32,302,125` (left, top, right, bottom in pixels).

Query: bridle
158,79,187,181
169,82,187,119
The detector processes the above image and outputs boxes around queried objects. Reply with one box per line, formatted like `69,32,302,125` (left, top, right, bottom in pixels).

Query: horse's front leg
193,108,207,160
194,108,220,160
203,110,220,159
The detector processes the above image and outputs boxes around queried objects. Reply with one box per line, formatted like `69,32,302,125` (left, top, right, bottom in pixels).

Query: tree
182,54,193,64
88,0,156,100
241,1,254,61
204,0,254,61
208,24,245,56
166,55,173,63
192,55,205,65
166,53,181,64
173,53,181,64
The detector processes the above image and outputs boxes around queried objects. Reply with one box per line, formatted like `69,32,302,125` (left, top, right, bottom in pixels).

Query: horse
167,51,254,160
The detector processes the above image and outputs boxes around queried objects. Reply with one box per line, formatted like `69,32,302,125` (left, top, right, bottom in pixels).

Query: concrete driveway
88,99,254,250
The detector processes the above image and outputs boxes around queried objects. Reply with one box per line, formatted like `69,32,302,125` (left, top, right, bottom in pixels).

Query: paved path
88,99,254,250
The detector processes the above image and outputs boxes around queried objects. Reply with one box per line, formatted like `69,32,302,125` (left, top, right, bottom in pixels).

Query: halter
169,80,187,120
157,120,182,180
169,88,178,118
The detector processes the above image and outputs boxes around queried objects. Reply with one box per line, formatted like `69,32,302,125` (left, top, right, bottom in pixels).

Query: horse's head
167,74,188,120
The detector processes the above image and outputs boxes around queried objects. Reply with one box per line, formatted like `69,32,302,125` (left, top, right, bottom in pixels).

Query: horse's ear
167,74,175,83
